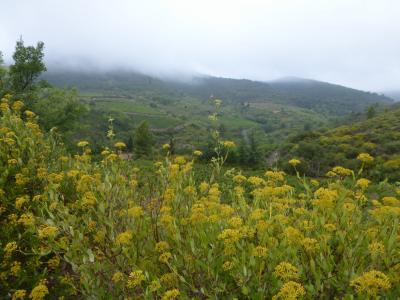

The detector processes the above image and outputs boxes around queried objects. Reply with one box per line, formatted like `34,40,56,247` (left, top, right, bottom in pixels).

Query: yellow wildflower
155,241,170,252
323,223,336,232
15,173,27,185
301,237,319,253
193,150,203,156
274,262,300,281
368,242,385,256
174,155,186,165
228,216,243,228
250,208,266,220
161,289,180,300
285,227,304,244
18,213,35,227
47,256,60,269
332,166,352,177
350,270,391,296
15,195,29,209
8,158,18,165
288,159,301,167
222,141,236,149
114,142,126,149
199,181,209,193
12,101,24,111
233,174,247,184
116,231,133,245
382,197,400,206
159,252,172,264
272,281,305,300
12,290,26,300
112,271,124,283
24,110,35,118
126,270,145,288
81,191,96,208
29,281,49,300
38,225,58,239
252,245,268,258
4,241,18,254
128,206,144,218
357,153,374,163
77,140,89,147
101,149,110,156
247,176,265,186
10,261,21,276
160,272,179,287
222,261,235,271
149,279,161,292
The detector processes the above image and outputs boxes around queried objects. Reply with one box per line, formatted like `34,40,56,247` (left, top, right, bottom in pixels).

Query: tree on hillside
126,136,134,152
33,87,87,132
237,130,263,167
366,105,377,119
133,121,154,158
247,130,263,166
9,38,46,93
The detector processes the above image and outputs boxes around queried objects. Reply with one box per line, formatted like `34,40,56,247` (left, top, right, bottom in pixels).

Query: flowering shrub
1,95,400,299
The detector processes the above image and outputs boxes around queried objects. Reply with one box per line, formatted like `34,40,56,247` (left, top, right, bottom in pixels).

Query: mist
1,0,399,91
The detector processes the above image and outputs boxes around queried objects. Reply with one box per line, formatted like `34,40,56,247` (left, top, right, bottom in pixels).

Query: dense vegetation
1,96,400,299
279,105,400,181
1,40,399,299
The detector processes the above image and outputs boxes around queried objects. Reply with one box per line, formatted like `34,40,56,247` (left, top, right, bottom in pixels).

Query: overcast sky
1,0,399,91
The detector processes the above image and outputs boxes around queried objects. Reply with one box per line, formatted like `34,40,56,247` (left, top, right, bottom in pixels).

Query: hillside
279,105,400,181
41,70,393,155
44,70,393,115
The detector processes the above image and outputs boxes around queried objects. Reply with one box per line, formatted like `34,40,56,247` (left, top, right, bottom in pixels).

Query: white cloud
1,0,399,91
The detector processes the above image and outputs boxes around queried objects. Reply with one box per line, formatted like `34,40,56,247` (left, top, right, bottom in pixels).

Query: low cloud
1,0,399,91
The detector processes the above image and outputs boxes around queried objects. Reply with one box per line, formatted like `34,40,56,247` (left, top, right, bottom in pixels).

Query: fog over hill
383,91,400,101
2,0,400,91
43,70,393,115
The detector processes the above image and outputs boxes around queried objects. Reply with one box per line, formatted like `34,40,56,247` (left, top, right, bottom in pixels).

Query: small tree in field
133,121,154,158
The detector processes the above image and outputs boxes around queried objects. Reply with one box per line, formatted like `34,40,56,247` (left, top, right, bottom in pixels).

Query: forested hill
43,70,393,115
279,104,400,181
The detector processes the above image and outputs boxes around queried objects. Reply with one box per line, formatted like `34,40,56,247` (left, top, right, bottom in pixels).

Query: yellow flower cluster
350,270,391,296
38,225,58,239
29,281,49,300
274,262,300,281
272,281,305,300
127,270,145,288
116,231,133,245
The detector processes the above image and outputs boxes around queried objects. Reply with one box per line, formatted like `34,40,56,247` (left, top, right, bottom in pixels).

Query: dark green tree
9,38,46,93
247,130,263,167
133,121,154,158
366,105,377,119
238,139,250,165
33,87,87,132
168,135,176,155
126,136,134,152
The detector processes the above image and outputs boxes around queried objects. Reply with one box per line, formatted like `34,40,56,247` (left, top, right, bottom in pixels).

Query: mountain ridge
43,70,393,115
